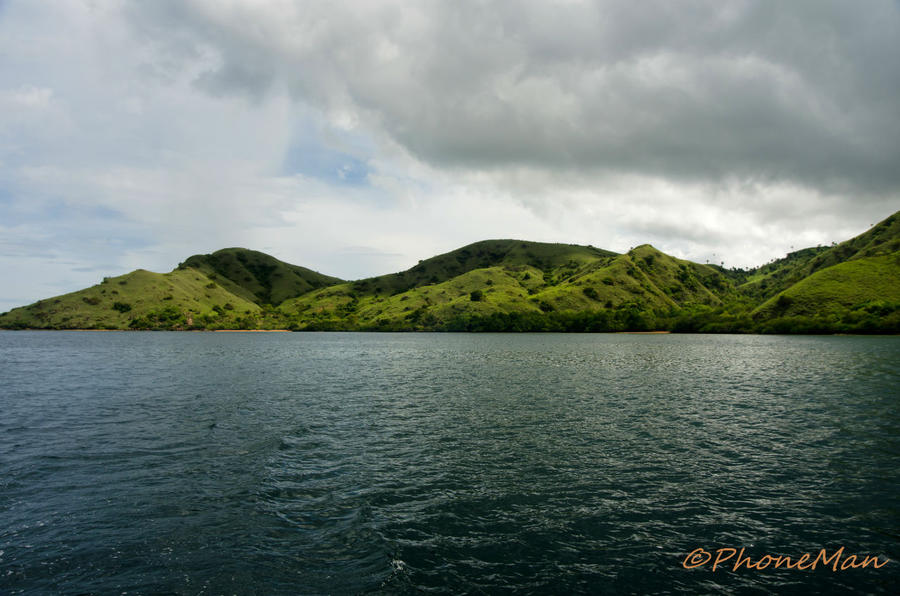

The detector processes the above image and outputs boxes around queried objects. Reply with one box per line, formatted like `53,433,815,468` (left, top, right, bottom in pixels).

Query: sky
1,0,899,312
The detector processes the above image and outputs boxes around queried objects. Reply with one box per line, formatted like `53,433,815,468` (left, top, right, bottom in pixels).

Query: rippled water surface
1,331,898,594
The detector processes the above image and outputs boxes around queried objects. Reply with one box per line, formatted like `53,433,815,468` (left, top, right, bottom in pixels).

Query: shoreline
2,328,898,336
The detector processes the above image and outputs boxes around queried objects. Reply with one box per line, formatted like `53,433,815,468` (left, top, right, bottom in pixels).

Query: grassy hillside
340,239,617,297
0,268,263,330
806,211,900,266
278,242,738,331
2,210,898,332
738,211,900,301
736,246,830,301
281,265,542,329
753,254,900,318
180,248,343,305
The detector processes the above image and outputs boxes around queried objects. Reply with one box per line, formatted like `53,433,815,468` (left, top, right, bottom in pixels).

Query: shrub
112,302,132,313
774,294,793,313
470,290,484,302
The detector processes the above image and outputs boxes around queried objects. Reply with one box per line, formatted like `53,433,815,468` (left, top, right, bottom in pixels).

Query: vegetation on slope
0,268,263,330
277,243,739,331
1,211,898,333
755,255,900,317
734,246,831,301
334,239,617,297
180,248,343,306
737,211,900,301
740,255,900,333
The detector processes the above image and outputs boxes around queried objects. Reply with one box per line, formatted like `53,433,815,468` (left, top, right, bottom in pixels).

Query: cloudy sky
2,0,899,312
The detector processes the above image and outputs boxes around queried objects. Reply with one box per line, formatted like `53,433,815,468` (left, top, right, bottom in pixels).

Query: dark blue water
0,332,897,594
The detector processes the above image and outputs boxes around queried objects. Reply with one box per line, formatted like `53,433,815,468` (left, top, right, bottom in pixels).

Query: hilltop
180,248,343,306
1,210,898,333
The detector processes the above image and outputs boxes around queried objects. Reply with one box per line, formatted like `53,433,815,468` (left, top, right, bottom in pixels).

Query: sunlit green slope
753,255,900,318
0,268,261,329
739,211,900,301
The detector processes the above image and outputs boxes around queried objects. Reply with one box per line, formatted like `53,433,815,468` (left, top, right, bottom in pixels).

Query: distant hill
1,210,898,332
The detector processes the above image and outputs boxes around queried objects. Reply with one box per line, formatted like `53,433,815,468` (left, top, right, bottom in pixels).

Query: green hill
180,248,343,306
1,210,898,333
737,211,900,333
0,268,262,330
754,254,900,318
338,239,617,296
738,211,900,301
278,242,738,331
735,246,830,301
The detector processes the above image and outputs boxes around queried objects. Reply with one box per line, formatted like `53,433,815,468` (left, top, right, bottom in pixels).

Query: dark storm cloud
128,0,900,196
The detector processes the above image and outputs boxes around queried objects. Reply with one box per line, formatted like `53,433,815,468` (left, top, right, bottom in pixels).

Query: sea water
1,331,897,594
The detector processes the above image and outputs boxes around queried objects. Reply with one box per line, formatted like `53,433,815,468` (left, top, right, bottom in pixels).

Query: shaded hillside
180,248,343,305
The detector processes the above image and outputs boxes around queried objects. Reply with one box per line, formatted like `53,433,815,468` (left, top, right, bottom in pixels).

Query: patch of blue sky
281,120,374,187
284,145,369,186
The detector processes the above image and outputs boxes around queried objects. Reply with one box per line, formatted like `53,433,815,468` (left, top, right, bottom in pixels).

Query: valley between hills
2,210,899,333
